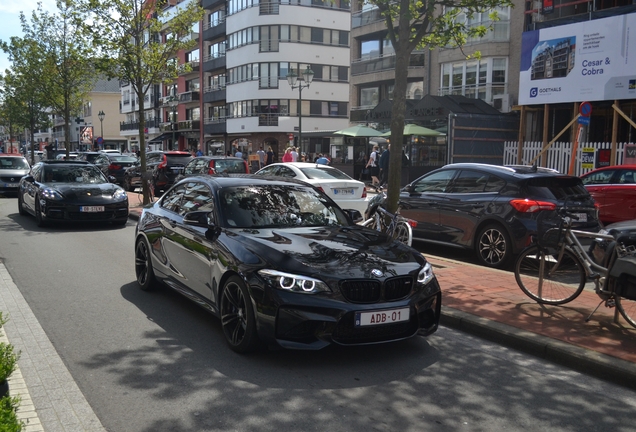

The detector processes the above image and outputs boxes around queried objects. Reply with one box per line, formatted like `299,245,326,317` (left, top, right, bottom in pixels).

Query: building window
450,6,510,44
360,87,379,107
439,57,508,103
260,26,279,52
360,40,380,60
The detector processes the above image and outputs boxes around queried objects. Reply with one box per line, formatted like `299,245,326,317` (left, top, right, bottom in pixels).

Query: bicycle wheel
392,220,413,247
514,245,586,305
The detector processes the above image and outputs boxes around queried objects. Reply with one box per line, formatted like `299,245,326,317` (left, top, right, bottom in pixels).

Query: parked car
99,149,122,155
0,154,30,195
91,153,139,185
17,160,128,226
398,163,601,268
123,151,192,195
176,156,249,181
580,165,636,225
55,152,79,160
134,175,441,352
77,152,103,164
254,162,369,215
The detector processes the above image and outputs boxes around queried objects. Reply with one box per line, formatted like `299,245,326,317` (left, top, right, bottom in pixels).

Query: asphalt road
1,195,636,431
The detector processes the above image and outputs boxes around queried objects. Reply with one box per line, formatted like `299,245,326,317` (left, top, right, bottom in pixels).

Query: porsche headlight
113,189,127,200
41,188,63,200
417,262,435,285
258,269,331,294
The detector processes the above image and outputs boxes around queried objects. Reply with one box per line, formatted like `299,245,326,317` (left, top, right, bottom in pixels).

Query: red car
581,164,636,224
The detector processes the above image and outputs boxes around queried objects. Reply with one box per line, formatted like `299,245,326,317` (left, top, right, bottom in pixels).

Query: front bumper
251,276,442,350
41,200,129,222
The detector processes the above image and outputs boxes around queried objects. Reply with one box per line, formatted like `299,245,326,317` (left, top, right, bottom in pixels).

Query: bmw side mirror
108,175,117,183
183,211,215,228
22,175,35,183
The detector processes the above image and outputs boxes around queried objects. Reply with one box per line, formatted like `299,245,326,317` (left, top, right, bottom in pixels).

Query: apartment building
141,0,352,160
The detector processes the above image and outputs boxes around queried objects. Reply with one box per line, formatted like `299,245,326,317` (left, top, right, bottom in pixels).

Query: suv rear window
526,177,589,200
214,159,247,173
165,155,193,166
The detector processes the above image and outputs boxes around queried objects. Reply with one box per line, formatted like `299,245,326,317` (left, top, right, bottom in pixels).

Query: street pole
98,110,105,151
169,97,178,151
287,66,314,155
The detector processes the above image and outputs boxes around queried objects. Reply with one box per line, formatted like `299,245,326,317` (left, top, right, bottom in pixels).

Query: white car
99,149,122,155
254,162,369,214
55,153,79,160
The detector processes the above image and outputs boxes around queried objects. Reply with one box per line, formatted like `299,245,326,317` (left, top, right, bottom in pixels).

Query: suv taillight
157,154,167,170
109,164,121,170
510,199,557,213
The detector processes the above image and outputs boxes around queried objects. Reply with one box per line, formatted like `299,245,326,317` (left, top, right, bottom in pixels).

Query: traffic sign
578,116,590,125
579,101,592,117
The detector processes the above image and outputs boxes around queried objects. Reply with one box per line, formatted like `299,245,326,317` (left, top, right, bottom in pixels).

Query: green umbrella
381,124,445,137
333,125,382,137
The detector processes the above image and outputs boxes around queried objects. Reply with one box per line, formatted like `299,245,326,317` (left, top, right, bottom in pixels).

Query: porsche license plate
355,307,410,327
80,206,105,212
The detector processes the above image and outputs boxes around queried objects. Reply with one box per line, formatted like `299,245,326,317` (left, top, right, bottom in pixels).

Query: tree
0,37,51,163
0,74,25,155
368,0,514,213
16,0,97,159
82,0,203,204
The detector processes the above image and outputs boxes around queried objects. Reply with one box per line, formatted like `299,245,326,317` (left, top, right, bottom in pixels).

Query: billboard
519,13,636,105
80,126,93,147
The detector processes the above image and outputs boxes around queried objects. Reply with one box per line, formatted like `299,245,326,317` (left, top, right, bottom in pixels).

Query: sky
0,0,57,73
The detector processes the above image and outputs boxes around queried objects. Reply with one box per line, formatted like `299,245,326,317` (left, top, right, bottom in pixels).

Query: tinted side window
526,177,589,200
276,166,296,178
484,175,506,192
257,166,280,176
582,170,614,185
617,170,636,184
448,170,488,193
160,184,185,213
413,169,456,193
181,182,215,214
183,160,197,175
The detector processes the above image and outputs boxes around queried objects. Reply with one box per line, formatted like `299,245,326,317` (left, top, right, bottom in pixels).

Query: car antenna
531,160,538,172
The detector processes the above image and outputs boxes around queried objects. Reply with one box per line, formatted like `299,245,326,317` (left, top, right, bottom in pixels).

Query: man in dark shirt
379,144,390,187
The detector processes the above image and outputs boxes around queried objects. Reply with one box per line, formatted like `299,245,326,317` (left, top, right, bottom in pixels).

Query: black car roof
441,163,571,179
39,160,90,165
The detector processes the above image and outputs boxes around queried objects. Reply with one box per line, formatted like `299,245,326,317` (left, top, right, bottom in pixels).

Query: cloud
0,0,57,15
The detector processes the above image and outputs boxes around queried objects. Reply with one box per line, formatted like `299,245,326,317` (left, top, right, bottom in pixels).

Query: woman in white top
366,145,380,186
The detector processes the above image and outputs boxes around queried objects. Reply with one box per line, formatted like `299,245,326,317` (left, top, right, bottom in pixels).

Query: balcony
352,7,383,28
203,20,226,42
160,122,177,132
202,54,226,73
179,91,200,103
351,52,425,76
178,60,200,76
258,114,278,127
203,86,226,103
204,117,226,135
178,119,201,131
161,95,179,107
120,117,162,132
202,0,225,9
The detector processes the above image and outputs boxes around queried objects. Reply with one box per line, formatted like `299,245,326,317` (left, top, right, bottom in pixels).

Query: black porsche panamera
134,176,442,353
17,160,129,226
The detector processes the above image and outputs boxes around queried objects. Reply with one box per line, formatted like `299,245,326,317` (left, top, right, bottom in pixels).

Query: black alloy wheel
476,223,511,268
135,238,157,291
35,197,47,227
220,276,260,353
17,194,27,216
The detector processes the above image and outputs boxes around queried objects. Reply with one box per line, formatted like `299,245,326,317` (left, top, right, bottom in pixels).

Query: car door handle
472,204,484,209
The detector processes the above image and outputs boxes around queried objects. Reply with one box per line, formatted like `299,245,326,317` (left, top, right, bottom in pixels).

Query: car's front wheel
135,238,157,291
17,194,27,216
220,276,260,354
35,197,47,227
476,223,511,268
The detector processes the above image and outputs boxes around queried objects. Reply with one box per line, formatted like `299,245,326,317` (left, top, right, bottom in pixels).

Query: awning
147,132,180,144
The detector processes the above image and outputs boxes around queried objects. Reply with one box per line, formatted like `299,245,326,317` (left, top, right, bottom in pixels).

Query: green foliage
0,396,23,432
0,343,18,383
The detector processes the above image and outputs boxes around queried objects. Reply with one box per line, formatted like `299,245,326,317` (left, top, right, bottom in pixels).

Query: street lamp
168,96,178,151
97,110,105,150
287,65,314,154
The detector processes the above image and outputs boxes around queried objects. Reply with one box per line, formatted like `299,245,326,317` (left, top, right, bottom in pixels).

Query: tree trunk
136,79,151,205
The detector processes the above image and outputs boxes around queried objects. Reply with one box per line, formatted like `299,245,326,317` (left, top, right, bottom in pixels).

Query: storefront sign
581,147,595,169
519,12,636,105
596,148,611,168
625,144,636,164
542,0,554,14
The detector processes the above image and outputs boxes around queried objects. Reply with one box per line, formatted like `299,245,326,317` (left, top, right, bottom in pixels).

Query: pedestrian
196,146,203,156
316,153,329,165
235,148,243,159
366,145,380,187
266,146,274,165
256,146,266,168
379,144,390,187
291,147,299,162
45,142,54,160
282,147,294,162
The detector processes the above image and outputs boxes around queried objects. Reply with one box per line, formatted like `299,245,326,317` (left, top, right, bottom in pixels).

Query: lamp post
169,97,178,151
97,110,105,151
286,65,314,154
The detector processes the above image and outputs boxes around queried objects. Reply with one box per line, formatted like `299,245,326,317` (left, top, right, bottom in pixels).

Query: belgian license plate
335,188,354,195
355,307,410,327
80,206,105,212
573,213,588,222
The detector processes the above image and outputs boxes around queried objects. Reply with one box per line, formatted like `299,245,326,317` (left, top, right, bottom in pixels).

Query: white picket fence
503,141,628,177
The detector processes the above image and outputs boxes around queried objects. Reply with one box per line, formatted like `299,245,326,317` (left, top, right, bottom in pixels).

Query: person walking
196,146,203,156
235,148,243,159
291,147,299,162
379,144,390,187
256,146,266,168
266,146,274,165
366,145,380,187
282,147,294,162
316,153,329,164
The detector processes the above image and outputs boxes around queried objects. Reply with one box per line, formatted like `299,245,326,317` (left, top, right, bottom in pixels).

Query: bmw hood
42,182,124,200
225,225,426,279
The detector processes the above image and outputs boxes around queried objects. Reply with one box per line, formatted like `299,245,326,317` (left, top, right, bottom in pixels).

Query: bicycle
514,209,636,328
361,191,416,247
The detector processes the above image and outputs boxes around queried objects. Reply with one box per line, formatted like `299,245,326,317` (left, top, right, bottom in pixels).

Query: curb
441,306,636,390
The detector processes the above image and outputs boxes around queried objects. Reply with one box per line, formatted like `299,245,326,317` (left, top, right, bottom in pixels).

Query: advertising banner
519,13,636,105
581,147,595,169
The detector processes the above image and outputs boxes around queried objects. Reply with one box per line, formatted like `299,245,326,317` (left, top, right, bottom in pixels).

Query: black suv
123,151,192,195
398,163,600,268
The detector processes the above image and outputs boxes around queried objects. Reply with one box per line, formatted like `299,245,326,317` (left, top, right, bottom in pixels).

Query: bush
0,343,17,384
0,312,23,431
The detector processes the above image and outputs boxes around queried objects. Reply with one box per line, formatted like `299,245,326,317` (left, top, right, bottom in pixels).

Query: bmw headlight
258,269,331,294
113,189,127,200
41,188,63,200
417,262,435,285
